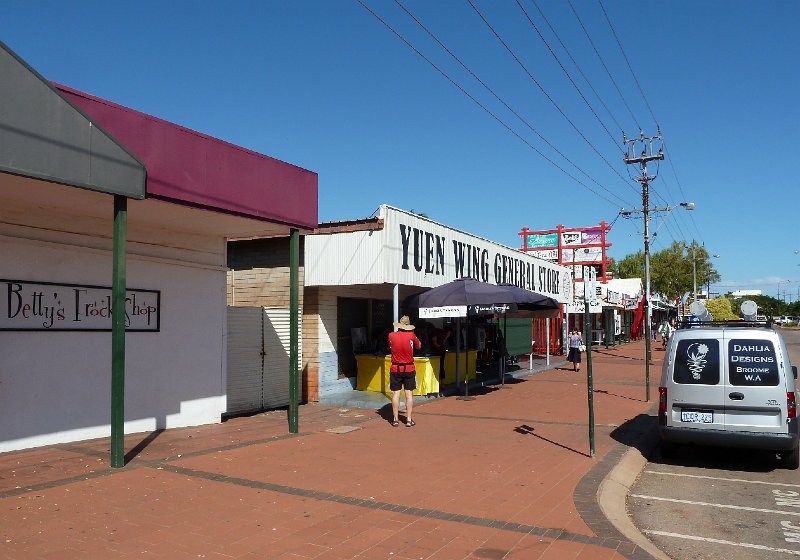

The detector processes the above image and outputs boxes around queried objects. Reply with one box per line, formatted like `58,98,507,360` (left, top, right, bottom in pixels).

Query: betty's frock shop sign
1,279,160,331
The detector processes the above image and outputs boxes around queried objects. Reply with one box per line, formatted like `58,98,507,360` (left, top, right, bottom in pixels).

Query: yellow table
355,355,436,396
355,352,477,396
440,350,478,385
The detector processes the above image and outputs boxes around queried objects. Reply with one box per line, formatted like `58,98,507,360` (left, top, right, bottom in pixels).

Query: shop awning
55,84,318,230
0,41,145,198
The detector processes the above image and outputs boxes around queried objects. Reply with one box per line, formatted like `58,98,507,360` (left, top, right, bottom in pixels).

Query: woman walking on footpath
567,329,583,372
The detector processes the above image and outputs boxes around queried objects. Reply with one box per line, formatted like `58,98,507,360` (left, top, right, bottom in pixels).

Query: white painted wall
0,226,228,452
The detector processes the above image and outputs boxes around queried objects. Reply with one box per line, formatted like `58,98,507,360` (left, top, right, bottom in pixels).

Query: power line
594,1,702,246
391,0,632,208
528,0,626,134
514,0,622,153
355,0,630,208
467,0,639,196
598,0,658,127
568,0,640,130
662,136,705,244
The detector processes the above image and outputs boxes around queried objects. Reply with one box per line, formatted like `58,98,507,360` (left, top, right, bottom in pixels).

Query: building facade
0,42,317,452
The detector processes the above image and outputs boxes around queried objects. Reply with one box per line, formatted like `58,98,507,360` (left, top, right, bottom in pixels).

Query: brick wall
227,237,305,308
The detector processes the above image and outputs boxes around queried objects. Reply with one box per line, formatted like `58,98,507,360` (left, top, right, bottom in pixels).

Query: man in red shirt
388,315,422,427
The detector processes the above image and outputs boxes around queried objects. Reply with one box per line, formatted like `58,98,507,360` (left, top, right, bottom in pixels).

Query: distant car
659,322,799,469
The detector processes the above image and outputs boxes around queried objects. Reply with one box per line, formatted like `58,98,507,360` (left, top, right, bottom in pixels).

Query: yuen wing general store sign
1,279,160,331
304,205,572,304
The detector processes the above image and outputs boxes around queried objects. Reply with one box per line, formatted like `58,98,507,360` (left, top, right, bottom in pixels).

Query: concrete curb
597,428,672,560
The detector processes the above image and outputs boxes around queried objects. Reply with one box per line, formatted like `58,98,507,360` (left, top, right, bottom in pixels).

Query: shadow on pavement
609,414,658,458
125,429,164,464
594,388,648,403
653,442,783,473
591,349,646,361
514,424,589,458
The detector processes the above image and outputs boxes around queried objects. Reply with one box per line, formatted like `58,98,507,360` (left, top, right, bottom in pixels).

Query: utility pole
621,130,664,403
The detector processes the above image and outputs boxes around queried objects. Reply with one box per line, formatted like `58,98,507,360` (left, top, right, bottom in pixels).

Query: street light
689,244,719,302
778,279,794,303
706,254,720,298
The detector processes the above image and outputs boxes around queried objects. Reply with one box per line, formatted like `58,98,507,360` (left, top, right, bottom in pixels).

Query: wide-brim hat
393,315,415,330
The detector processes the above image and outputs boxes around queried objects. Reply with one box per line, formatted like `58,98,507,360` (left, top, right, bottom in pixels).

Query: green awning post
289,228,300,434
111,195,127,468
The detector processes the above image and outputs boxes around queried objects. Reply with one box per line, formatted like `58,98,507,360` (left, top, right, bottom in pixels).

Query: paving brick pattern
0,341,663,559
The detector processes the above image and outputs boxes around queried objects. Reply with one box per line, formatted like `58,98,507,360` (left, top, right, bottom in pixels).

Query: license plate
681,410,713,423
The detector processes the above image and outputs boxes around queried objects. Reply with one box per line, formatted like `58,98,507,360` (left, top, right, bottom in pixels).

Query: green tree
650,241,690,301
705,297,739,321
612,251,644,280
611,241,722,302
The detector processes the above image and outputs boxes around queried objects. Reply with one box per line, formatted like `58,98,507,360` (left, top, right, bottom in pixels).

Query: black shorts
390,371,417,391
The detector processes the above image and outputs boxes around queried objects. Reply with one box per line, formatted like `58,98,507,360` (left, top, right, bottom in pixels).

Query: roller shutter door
226,306,300,415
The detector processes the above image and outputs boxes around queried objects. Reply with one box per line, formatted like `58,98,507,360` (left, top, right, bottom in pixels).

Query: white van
658,323,799,468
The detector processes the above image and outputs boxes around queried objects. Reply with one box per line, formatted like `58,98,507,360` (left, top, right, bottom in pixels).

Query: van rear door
724,333,787,435
668,334,725,432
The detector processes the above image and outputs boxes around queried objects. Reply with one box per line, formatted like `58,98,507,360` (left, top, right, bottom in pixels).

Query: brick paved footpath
1,340,663,560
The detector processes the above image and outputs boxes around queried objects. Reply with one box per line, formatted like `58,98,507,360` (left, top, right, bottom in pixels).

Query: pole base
456,396,477,401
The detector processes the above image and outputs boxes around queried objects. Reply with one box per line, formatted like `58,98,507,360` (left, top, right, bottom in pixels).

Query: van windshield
728,339,779,386
673,339,720,385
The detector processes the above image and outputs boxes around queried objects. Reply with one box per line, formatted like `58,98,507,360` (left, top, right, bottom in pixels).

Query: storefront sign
566,300,603,314
606,290,622,305
389,209,571,303
525,233,558,248
562,247,604,263
419,305,467,318
561,232,581,246
581,229,603,244
531,249,559,262
623,296,639,310
305,206,573,304
468,303,517,316
1,279,160,331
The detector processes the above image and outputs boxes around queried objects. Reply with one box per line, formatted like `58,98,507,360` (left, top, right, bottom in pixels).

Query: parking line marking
644,470,800,488
630,494,800,516
646,530,800,556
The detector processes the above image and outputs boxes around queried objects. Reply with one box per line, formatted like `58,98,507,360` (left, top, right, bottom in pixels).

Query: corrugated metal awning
0,41,145,198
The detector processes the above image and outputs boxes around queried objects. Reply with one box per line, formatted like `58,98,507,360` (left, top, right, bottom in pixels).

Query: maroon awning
56,84,318,229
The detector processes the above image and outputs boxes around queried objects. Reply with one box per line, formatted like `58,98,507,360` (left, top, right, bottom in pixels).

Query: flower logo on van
687,343,709,380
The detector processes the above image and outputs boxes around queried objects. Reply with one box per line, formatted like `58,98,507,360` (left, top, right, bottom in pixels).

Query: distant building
731,290,762,297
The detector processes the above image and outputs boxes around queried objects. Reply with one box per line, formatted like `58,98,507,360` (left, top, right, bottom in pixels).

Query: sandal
391,420,399,427
406,420,416,427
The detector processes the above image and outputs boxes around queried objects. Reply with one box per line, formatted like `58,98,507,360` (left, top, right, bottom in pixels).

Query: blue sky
4,1,799,299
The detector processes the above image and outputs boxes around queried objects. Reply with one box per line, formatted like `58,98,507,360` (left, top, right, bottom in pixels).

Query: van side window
673,339,720,385
728,339,779,386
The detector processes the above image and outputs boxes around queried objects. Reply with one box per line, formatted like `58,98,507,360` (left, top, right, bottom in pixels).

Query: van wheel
660,440,678,460
781,447,800,470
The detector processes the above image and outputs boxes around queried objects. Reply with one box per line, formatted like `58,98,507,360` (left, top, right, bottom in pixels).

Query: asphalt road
628,327,800,560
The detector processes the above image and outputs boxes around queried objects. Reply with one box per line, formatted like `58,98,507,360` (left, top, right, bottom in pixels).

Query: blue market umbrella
405,278,559,395
497,283,560,311
406,278,518,309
